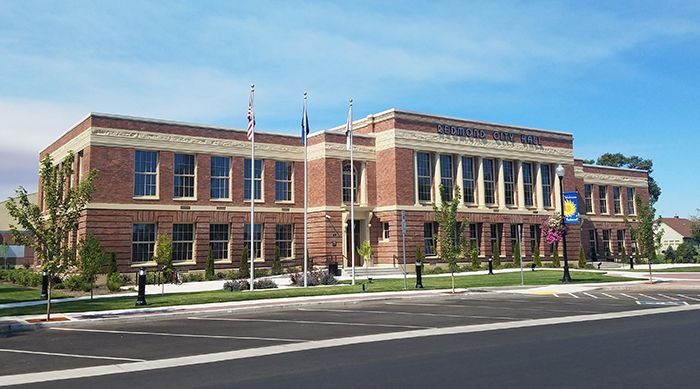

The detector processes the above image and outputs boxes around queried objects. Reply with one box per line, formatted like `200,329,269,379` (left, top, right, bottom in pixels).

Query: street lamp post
556,164,572,283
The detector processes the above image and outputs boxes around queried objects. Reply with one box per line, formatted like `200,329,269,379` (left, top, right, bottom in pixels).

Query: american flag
246,88,255,141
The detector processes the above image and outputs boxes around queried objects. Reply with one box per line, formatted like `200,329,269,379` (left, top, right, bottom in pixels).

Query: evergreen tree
533,239,542,267
618,245,627,263
239,244,250,277
108,252,118,275
470,244,480,271
551,243,561,267
492,242,501,268
578,245,587,269
664,246,676,263
205,248,215,280
271,246,283,275
513,242,521,267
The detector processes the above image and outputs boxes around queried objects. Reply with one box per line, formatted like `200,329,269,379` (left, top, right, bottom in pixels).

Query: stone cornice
580,172,648,188
307,142,375,162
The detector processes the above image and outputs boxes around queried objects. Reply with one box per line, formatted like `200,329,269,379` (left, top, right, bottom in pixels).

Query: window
483,159,496,205
626,187,635,215
243,223,263,259
210,156,230,200
174,154,195,198
382,222,390,240
490,224,502,255
275,161,293,202
541,164,552,208
602,229,611,257
510,224,522,254
503,160,515,206
462,157,475,204
417,152,432,202
131,223,155,262
616,230,625,254
584,184,593,214
530,224,542,254
209,224,229,260
342,163,358,204
244,159,263,201
134,150,158,197
423,223,436,256
172,224,194,261
468,223,481,254
439,155,453,201
522,162,534,207
588,230,598,258
613,187,621,214
275,224,293,258
598,186,608,214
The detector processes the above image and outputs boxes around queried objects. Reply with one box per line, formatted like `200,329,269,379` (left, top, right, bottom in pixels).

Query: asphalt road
2,286,700,388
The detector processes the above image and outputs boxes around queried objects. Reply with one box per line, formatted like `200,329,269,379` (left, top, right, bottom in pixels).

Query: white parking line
582,293,598,299
620,293,638,300
298,308,522,321
601,293,619,300
657,294,677,301
677,294,700,302
0,348,145,362
188,316,430,329
638,294,658,301
51,327,307,343
568,293,580,299
384,302,599,314
553,294,560,298
4,304,700,387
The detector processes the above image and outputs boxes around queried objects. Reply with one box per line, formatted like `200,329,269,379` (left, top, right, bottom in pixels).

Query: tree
1,241,7,270
77,232,107,300
551,243,561,267
691,209,700,243
107,252,118,275
470,244,480,271
5,152,97,321
578,245,587,268
153,233,172,294
618,245,627,264
357,240,373,267
625,195,662,263
239,244,250,277
513,241,521,267
415,244,425,271
492,242,501,268
676,243,698,263
593,153,661,205
205,248,215,280
271,246,283,275
664,246,676,263
533,239,542,267
433,184,467,292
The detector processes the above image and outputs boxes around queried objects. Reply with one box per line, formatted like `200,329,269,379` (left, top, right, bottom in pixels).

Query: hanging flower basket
542,213,567,245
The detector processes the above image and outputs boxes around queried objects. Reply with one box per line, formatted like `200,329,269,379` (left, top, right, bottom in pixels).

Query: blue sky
0,0,698,217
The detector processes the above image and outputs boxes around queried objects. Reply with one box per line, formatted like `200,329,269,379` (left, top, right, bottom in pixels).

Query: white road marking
553,294,560,298
187,316,430,329
638,294,657,301
4,304,700,387
0,348,145,362
568,293,580,299
620,293,638,300
601,293,619,300
298,308,522,321
384,302,598,314
657,294,677,301
582,293,598,299
50,327,307,343
677,294,700,302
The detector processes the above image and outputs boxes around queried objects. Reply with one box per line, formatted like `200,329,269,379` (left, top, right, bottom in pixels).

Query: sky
0,0,698,217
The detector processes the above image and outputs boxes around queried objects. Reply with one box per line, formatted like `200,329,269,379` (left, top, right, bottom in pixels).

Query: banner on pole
563,192,579,225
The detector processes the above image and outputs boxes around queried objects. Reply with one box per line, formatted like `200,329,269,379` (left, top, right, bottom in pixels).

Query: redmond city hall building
39,110,649,273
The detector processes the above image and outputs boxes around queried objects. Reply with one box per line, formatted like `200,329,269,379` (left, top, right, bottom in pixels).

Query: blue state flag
563,192,579,224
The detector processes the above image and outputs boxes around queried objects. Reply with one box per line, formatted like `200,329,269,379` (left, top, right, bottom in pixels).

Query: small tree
415,244,424,269
239,244,250,277
626,195,661,263
618,245,627,264
357,240,373,267
153,233,173,294
271,246,283,275
513,241,521,267
5,152,97,320
470,244,480,271
107,252,118,275
1,241,7,270
533,239,542,268
492,242,501,268
433,184,467,292
664,246,676,263
77,232,107,300
205,248,215,280
551,243,561,267
676,243,698,263
634,245,642,265
578,245,587,269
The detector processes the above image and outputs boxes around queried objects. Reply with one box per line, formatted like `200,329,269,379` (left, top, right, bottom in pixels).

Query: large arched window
342,163,358,204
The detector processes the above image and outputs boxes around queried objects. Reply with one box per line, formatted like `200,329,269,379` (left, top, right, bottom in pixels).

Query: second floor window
417,152,432,202
134,150,158,197
613,186,621,214
244,159,263,201
210,156,230,199
462,156,475,204
483,159,496,205
342,163,358,204
584,184,593,214
440,154,453,201
503,160,515,206
275,161,293,201
626,187,636,215
522,162,534,207
541,164,552,208
599,185,608,214
174,154,195,198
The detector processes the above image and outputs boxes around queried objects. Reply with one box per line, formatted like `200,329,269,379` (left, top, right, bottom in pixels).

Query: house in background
657,216,698,254
0,192,37,268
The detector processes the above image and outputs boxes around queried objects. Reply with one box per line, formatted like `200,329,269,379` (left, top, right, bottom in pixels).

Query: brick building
39,110,649,273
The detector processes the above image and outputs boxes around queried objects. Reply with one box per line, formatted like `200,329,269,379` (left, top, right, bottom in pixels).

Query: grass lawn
0,283,67,304
0,270,633,317
630,266,700,272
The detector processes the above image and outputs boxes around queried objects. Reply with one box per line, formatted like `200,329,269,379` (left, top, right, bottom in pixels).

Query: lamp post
556,164,572,283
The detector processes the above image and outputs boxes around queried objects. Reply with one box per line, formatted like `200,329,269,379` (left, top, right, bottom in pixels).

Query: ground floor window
490,223,502,256
588,229,598,260
172,224,194,261
602,229,612,258
423,223,436,256
243,223,263,259
510,224,523,254
616,230,625,255
209,224,229,260
275,224,293,258
132,223,155,262
530,224,542,255
382,222,390,240
469,223,481,254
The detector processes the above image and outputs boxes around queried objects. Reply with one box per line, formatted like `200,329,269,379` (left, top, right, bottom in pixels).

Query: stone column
497,159,506,210
535,162,544,211
434,153,442,206
413,151,420,206
477,157,486,209
517,161,525,210
554,170,562,213
456,155,464,208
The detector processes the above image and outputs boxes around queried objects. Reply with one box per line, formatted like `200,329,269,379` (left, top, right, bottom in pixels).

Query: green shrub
0,269,42,287
215,271,227,280
63,274,91,292
423,266,445,275
551,243,561,267
271,246,283,275
108,252,118,275
239,245,250,276
533,239,542,268
513,243,521,267
223,279,250,291
205,249,215,280
320,272,338,285
470,245,480,270
183,272,205,282
492,243,501,268
107,273,128,292
578,245,587,268
253,279,278,289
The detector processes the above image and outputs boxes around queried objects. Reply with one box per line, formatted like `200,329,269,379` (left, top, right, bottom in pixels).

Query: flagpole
303,92,309,288
249,84,255,292
349,99,355,286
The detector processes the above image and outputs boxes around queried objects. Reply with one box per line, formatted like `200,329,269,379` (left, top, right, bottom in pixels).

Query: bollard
488,257,494,275
629,254,634,270
136,267,147,306
530,263,536,272
415,259,424,289
40,271,48,300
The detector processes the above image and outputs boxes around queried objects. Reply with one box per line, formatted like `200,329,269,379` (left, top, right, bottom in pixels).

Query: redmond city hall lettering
438,124,543,145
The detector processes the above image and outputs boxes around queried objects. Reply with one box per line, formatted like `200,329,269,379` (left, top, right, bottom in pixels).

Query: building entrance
345,220,361,268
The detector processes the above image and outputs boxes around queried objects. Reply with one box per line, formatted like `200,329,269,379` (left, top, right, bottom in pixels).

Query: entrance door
345,220,361,267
